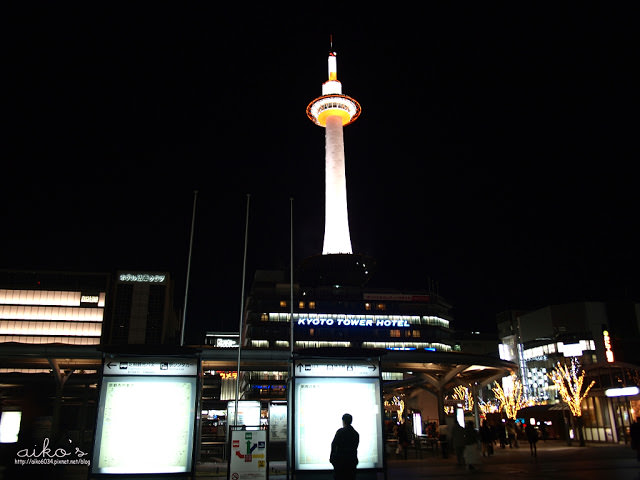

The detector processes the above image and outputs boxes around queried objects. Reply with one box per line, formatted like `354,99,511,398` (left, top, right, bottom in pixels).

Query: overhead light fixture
605,386,640,397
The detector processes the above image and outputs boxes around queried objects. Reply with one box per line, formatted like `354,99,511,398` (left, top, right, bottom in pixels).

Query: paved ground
195,440,639,480
3,439,637,479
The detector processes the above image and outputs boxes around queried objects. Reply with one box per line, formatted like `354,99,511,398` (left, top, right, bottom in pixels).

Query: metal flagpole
288,197,294,480
290,197,294,358
234,194,250,427
181,190,198,346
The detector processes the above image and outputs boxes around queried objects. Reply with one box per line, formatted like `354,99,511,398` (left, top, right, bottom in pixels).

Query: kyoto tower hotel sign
306,51,361,255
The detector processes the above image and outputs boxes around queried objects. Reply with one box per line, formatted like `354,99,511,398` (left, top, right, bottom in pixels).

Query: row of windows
523,339,596,360
0,335,100,345
0,320,102,337
306,328,421,338
247,339,452,351
0,289,105,307
0,305,104,321
277,301,384,311
250,340,351,349
361,341,453,351
0,368,98,374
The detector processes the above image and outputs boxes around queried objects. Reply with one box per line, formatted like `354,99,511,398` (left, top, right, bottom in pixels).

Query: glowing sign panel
603,330,614,363
297,317,410,328
92,376,196,474
294,359,378,377
294,377,383,470
118,273,166,283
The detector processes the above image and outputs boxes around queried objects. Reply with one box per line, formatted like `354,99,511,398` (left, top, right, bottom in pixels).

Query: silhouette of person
630,417,640,462
330,413,359,480
525,422,538,457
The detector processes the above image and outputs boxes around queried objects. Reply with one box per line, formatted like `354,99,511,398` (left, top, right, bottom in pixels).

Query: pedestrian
539,422,548,442
396,421,410,459
630,417,640,462
463,420,481,470
479,420,493,456
506,419,519,448
439,418,450,459
525,422,538,457
498,421,507,448
330,413,359,480
451,419,466,466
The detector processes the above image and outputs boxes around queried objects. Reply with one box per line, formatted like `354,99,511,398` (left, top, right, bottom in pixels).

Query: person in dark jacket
630,417,640,462
330,413,359,480
525,422,538,457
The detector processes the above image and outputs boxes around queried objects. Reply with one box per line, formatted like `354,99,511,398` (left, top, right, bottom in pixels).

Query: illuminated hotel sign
603,330,614,363
118,273,166,283
296,316,410,328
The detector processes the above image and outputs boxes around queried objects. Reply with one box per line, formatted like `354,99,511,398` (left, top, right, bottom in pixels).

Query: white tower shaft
307,51,361,255
323,115,352,254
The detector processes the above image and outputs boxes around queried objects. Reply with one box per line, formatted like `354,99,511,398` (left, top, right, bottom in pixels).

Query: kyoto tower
306,50,361,255
299,48,374,287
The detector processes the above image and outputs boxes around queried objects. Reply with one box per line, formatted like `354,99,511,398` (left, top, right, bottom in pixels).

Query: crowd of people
386,416,547,470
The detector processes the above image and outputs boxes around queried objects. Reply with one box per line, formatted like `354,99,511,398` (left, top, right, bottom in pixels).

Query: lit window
279,300,287,308
309,301,316,309
260,313,269,322
376,303,386,311
365,303,371,311
390,330,401,338
412,330,421,338
309,328,315,336
299,301,305,309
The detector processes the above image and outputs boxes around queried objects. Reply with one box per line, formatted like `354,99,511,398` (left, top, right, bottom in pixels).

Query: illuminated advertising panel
92,357,197,475
294,377,383,470
227,401,261,429
269,403,287,442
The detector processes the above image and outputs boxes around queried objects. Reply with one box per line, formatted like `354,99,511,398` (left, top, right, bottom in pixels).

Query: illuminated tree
453,385,474,412
548,358,595,446
385,395,405,423
478,400,501,415
492,374,527,420
548,359,594,417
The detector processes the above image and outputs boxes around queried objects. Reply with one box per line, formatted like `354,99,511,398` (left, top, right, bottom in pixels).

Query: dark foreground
2,440,638,479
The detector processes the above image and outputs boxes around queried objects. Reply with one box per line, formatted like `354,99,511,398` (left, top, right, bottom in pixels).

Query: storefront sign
602,330,614,363
118,273,166,283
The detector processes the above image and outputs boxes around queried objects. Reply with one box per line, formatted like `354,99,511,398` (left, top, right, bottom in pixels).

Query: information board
268,403,287,442
227,401,261,431
228,428,267,480
293,359,379,377
92,357,197,475
294,376,383,470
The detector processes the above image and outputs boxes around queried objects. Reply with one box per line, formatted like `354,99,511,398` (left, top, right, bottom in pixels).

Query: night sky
4,4,637,342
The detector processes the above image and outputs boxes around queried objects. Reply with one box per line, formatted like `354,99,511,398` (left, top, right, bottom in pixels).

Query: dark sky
4,4,637,342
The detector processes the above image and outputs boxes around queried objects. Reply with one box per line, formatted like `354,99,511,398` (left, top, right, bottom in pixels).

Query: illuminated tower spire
307,50,361,255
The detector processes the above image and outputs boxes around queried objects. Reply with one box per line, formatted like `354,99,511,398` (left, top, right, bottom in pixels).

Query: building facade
497,301,640,443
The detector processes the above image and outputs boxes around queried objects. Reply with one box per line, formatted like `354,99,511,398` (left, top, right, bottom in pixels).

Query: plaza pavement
195,439,639,480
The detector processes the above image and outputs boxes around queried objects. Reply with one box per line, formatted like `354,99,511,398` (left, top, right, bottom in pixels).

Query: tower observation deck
307,52,361,255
